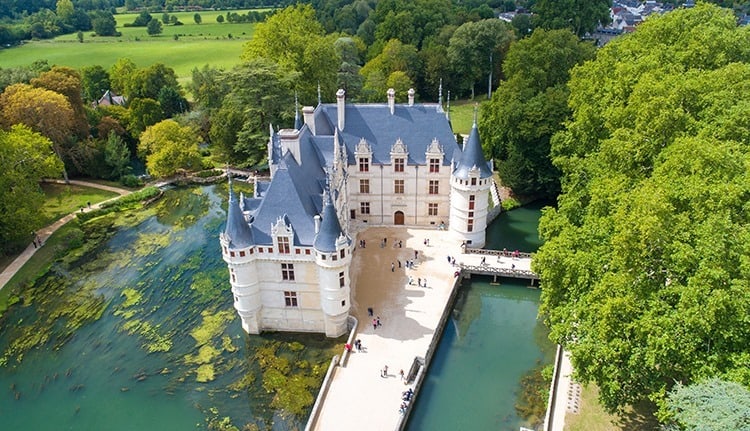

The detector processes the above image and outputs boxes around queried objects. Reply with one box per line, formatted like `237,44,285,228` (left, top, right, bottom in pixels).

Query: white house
219,88,493,337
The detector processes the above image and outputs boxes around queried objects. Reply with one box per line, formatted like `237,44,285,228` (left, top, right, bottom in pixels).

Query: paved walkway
313,226,466,431
0,180,131,291
549,350,575,431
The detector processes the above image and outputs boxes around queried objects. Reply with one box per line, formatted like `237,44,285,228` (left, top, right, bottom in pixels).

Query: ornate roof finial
473,103,478,127
437,78,443,113
317,82,322,106
446,90,451,121
294,91,302,130
227,163,234,196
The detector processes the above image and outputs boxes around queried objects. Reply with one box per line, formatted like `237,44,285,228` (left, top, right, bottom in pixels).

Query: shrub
120,175,142,188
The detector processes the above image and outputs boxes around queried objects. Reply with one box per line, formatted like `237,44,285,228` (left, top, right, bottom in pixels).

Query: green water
0,185,339,430
407,202,554,431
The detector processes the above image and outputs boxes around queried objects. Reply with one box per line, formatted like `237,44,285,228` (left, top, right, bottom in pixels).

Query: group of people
399,388,414,414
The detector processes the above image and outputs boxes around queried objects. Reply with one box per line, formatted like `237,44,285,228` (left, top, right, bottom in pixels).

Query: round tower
450,115,493,248
313,196,352,337
220,177,261,334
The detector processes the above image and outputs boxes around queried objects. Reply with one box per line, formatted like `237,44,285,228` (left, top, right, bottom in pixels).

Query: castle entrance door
394,211,404,225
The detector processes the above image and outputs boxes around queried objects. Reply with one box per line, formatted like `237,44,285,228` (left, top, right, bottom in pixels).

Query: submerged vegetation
0,185,341,430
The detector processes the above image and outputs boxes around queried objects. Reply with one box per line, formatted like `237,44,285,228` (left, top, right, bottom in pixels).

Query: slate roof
318,103,460,166
313,197,344,252
224,179,254,248
226,101,463,248
453,121,493,179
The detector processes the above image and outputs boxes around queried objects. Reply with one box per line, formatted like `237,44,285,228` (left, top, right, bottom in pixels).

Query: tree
104,131,131,180
77,30,83,43
335,37,364,100
91,11,118,37
535,4,750,415
194,13,201,24
0,125,64,254
448,19,515,98
109,58,137,97
666,378,750,431
31,66,89,139
210,59,296,166
479,29,595,198
157,85,188,118
147,18,162,36
81,65,111,103
161,12,170,25
128,63,180,100
216,14,224,24
128,98,163,136
189,65,230,111
138,119,202,177
360,39,421,101
532,0,611,37
132,10,152,26
241,4,337,104
0,83,75,147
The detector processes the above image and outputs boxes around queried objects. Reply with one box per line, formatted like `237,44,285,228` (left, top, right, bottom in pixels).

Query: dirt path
0,180,132,292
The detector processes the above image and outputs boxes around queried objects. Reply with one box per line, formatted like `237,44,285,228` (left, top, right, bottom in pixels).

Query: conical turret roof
453,119,492,180
313,196,343,253
224,177,254,248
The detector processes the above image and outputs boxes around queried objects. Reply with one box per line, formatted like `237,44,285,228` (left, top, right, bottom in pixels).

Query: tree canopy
0,125,63,254
534,3,750,413
532,0,612,36
138,119,202,177
666,378,750,430
480,28,595,198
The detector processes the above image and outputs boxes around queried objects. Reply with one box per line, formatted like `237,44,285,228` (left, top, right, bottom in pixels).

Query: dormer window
277,237,290,254
390,138,408,173
425,138,444,173
429,158,440,173
271,216,294,255
394,158,404,172
355,138,373,173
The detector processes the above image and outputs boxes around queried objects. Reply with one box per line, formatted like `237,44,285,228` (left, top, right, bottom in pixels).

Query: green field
450,99,487,136
0,10,262,83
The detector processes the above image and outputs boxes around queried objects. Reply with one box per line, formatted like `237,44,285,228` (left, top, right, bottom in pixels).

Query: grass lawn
450,98,489,136
0,9,261,83
565,384,661,431
40,182,120,226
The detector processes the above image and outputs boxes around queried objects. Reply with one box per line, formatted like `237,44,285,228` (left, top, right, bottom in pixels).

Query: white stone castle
219,88,494,337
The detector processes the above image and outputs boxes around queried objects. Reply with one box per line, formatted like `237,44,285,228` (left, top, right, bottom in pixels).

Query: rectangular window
281,263,295,281
429,158,440,173
340,249,345,259
394,158,404,172
429,180,439,195
284,291,298,307
359,179,370,194
277,237,290,254
339,271,345,288
394,179,404,194
359,158,369,172
467,219,474,232
360,202,370,215
471,177,477,186
469,194,475,210
239,250,246,257
428,203,438,216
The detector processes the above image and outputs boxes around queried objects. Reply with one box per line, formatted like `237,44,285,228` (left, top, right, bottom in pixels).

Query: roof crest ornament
437,78,443,113
317,82,322,106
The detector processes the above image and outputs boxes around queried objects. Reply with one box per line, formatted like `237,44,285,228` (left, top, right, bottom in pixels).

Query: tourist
376,316,381,327
345,343,352,352
398,260,401,268
391,262,395,272
481,256,486,265
373,318,378,330
368,307,373,316
417,277,421,287
399,369,405,381
382,365,388,377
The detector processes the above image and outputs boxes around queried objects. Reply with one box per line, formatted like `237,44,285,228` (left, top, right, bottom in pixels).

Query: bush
120,175,143,188
77,187,161,222
195,169,222,178
501,197,520,211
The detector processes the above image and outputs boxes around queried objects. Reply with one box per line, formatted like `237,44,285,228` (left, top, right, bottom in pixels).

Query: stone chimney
408,88,415,106
302,106,316,135
314,214,321,234
387,88,395,115
336,89,345,130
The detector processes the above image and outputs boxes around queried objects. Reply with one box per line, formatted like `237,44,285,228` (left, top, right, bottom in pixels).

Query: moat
0,186,550,430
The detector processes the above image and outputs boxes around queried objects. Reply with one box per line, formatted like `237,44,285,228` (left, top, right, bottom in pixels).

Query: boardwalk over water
460,247,538,282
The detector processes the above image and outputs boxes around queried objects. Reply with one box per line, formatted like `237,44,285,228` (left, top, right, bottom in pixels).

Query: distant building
220,88,494,337
96,90,126,107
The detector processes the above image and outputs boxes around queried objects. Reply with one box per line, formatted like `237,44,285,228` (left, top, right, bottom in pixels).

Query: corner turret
449,109,493,248
313,194,352,337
